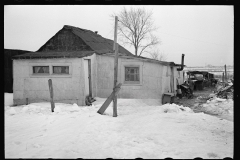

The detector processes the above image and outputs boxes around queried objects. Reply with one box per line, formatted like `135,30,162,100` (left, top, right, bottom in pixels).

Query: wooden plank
48,79,55,112
97,83,122,115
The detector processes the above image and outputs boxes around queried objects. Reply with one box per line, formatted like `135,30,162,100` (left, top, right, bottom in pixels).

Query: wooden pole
222,72,224,82
113,16,118,117
224,64,227,82
26,98,28,105
48,79,55,112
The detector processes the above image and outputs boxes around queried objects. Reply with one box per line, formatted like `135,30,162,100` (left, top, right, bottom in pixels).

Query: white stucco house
12,25,185,106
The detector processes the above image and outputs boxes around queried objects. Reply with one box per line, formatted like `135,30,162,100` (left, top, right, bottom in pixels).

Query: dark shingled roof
13,25,133,59
12,25,183,67
12,51,95,59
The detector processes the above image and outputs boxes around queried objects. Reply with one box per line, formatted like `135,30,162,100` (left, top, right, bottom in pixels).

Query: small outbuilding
12,25,185,106
4,49,33,93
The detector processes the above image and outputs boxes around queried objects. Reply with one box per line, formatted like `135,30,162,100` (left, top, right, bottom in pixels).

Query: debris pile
85,95,96,106
179,81,194,99
214,79,234,100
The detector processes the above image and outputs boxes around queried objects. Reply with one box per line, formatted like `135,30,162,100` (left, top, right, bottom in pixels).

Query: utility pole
113,16,118,117
97,16,122,116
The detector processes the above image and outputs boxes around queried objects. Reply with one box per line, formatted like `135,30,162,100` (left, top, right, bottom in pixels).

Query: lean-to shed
12,25,185,106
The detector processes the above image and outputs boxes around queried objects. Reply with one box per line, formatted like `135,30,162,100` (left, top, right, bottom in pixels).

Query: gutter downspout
177,54,185,71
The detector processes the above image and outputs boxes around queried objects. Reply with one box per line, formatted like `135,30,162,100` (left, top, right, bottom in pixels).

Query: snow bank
159,103,193,113
4,93,13,106
5,98,233,159
201,97,233,121
9,107,16,115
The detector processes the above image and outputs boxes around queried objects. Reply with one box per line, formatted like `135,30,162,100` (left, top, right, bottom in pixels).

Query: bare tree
149,49,168,61
112,7,160,56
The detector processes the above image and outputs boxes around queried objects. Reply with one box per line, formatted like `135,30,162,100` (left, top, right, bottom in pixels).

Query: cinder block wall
13,58,86,106
96,55,170,101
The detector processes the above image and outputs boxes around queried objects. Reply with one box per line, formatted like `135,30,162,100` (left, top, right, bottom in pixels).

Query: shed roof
12,25,184,67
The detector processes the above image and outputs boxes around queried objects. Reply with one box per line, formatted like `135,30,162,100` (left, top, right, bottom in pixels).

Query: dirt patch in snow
175,87,233,121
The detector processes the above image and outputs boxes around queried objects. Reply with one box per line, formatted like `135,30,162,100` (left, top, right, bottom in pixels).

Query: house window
53,66,69,74
125,67,140,82
33,66,49,74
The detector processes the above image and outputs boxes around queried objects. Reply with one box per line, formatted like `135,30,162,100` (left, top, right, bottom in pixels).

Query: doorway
84,59,92,97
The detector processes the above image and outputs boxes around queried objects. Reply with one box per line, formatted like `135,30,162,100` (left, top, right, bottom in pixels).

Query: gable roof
13,25,133,59
67,25,132,55
11,25,184,67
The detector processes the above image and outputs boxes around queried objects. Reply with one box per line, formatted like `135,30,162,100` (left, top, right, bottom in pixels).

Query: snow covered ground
4,93,13,106
5,93,233,159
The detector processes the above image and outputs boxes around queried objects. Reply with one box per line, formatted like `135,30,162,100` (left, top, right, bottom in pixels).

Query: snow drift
4,93,233,159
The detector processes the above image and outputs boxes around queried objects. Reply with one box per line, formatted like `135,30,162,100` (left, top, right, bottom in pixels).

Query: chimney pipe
177,54,185,71
95,31,98,34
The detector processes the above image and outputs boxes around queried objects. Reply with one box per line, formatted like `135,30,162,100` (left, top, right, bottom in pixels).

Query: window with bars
53,66,69,74
33,66,49,74
125,67,140,82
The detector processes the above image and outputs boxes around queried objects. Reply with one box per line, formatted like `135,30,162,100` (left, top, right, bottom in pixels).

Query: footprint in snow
13,141,21,145
32,143,42,148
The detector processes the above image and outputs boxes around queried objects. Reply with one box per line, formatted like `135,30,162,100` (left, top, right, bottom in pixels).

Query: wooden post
26,98,28,105
222,72,224,82
48,79,55,112
224,64,227,82
208,73,210,87
113,16,118,117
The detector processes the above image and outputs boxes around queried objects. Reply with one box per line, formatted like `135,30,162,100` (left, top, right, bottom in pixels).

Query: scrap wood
216,84,233,99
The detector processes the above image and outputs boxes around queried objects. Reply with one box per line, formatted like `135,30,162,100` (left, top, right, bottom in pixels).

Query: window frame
121,62,142,86
124,66,140,84
32,66,50,75
29,62,72,78
52,66,70,75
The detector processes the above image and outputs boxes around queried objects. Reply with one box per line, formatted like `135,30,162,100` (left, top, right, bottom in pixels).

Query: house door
84,59,92,97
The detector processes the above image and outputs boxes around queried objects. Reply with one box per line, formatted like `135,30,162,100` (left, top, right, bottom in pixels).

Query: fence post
48,79,55,112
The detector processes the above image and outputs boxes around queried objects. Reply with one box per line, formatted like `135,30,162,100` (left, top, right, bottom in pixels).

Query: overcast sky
4,5,233,67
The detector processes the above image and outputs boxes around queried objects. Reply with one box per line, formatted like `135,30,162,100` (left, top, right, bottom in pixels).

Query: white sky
4,5,234,67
